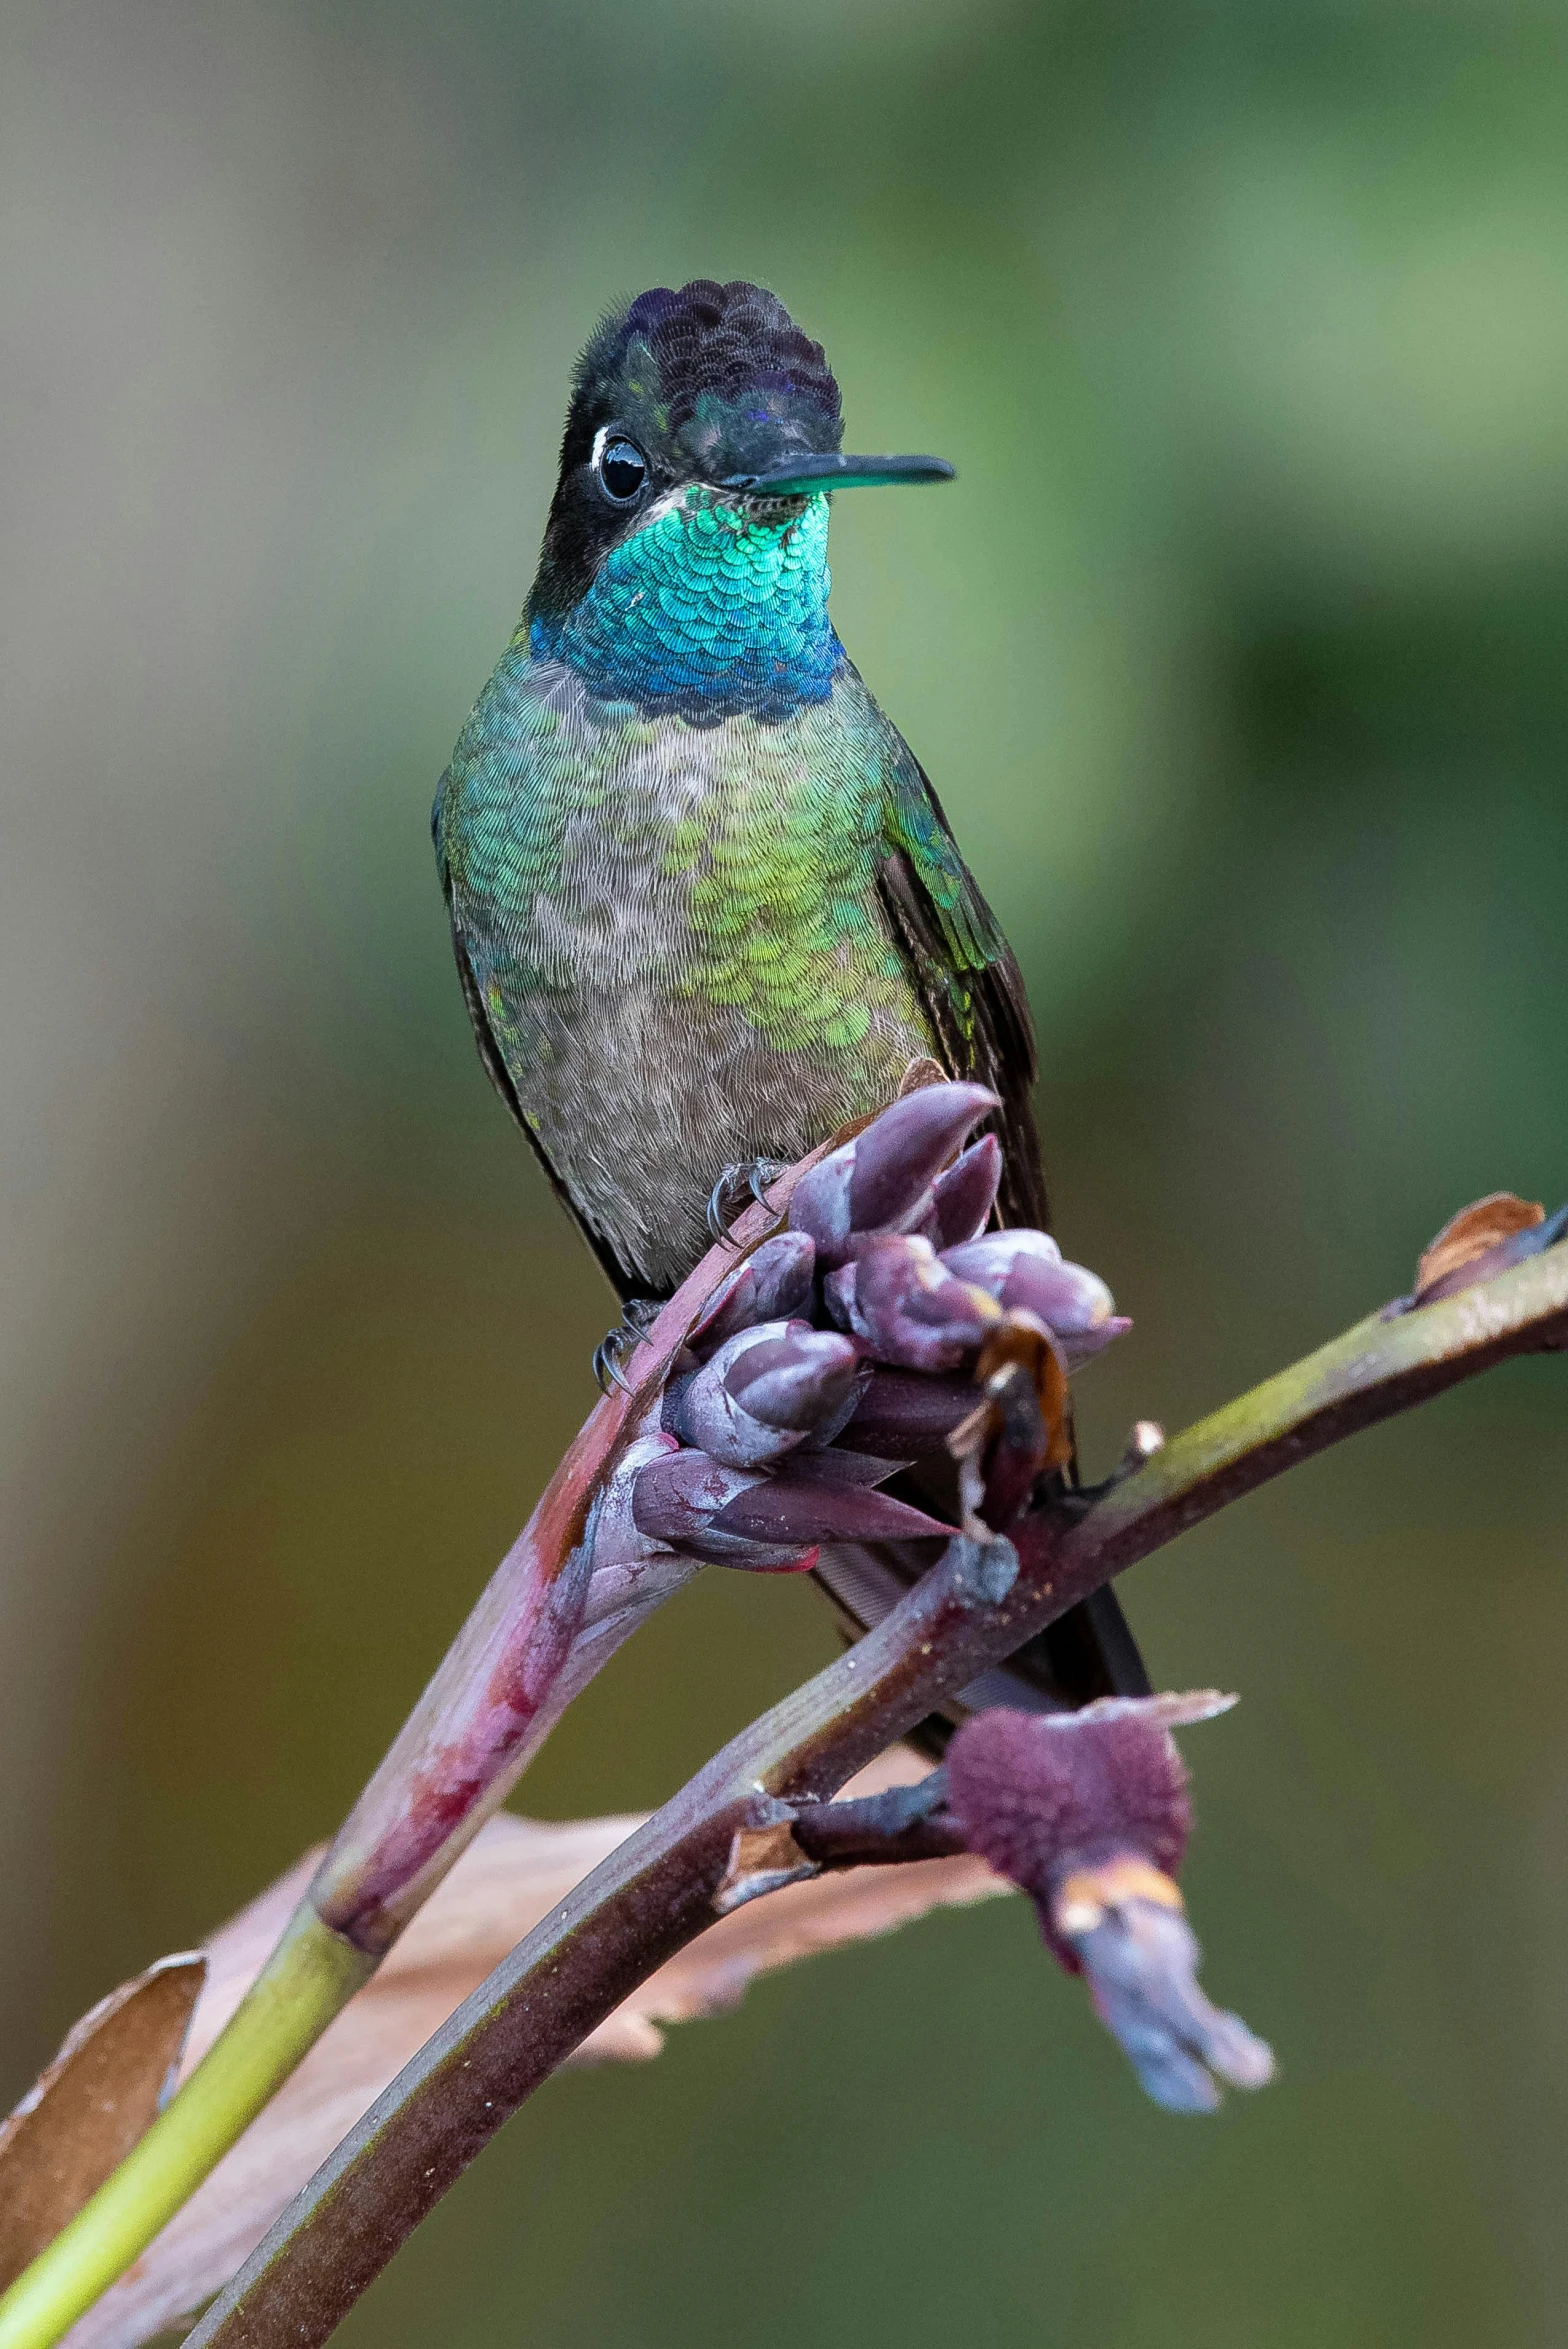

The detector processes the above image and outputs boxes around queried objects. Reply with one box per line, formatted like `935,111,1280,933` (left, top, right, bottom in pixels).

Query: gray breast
456,670,929,1295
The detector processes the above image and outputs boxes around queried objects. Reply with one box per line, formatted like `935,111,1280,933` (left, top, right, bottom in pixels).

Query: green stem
0,1170,803,2349
0,1908,370,2349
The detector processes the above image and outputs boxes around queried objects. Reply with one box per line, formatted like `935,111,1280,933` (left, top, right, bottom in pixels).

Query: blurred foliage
2,0,1568,2341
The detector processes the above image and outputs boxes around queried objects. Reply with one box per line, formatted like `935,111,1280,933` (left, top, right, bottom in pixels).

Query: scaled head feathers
530,281,842,624
572,280,842,479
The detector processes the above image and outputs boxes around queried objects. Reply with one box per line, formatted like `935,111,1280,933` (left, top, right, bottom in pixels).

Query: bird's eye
596,436,648,504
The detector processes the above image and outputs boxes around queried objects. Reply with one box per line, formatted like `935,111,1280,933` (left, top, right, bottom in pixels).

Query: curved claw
592,1299,663,1396
706,1158,790,1245
707,1165,749,1246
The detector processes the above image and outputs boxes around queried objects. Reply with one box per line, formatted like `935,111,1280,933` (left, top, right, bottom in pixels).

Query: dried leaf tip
0,1955,206,2294
46,1784,1001,2349
1402,1192,1568,1311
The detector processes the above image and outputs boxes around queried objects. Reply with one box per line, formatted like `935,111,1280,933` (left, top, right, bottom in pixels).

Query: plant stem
0,1912,368,2349
0,1178,804,2349
180,1240,1568,2349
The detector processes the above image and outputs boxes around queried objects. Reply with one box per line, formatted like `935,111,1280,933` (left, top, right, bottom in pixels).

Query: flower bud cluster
615,1083,1130,1575
592,1083,1270,2115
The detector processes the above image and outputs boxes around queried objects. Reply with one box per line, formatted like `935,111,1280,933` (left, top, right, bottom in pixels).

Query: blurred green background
4,1,1568,2341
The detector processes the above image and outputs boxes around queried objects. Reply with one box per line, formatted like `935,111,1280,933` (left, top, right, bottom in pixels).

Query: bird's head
524,281,951,714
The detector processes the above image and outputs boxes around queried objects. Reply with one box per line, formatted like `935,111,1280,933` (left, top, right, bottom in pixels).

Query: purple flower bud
788,1083,998,1268
922,1134,1003,1250
944,1695,1272,2110
708,1455,952,1550
941,1233,1129,1367
691,1232,817,1350
630,1437,949,1571
838,1367,981,1458
847,1081,999,1236
940,1230,1061,1283
785,1141,854,1262
828,1234,995,1372
630,1449,816,1572
726,1327,864,1439
669,1322,860,1468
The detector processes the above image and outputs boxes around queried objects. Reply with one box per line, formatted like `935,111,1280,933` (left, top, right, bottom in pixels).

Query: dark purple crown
574,279,841,441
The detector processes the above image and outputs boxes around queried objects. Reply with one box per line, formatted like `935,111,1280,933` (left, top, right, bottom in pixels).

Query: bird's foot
705,1157,791,1246
592,1297,663,1397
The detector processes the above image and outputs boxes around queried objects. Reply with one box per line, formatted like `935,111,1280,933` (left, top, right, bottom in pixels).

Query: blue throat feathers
529,488,843,721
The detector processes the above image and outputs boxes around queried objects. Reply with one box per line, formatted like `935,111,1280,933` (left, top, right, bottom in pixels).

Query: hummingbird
434,278,1147,1709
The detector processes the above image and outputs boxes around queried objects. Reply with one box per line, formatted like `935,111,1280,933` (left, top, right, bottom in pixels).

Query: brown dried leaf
0,1957,205,2293
1416,1193,1544,1298
60,1753,1004,2349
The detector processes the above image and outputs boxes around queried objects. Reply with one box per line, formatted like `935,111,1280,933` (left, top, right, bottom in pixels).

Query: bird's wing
433,790,639,1302
865,694,1051,1233
827,696,1151,1709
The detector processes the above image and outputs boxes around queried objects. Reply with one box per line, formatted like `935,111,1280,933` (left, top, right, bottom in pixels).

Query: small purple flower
945,1696,1274,2111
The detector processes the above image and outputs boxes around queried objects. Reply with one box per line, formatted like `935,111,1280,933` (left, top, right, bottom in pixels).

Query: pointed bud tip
711,1473,951,1549
847,1082,1000,1240
786,1141,859,1263
927,1133,1004,1249
692,1231,817,1349
630,1449,821,1570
